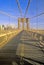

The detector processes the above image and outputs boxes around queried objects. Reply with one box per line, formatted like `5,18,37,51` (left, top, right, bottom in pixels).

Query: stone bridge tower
18,18,29,30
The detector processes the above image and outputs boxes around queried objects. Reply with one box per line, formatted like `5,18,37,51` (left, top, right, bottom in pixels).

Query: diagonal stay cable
24,0,30,17
0,10,17,19
16,0,22,16
29,12,44,19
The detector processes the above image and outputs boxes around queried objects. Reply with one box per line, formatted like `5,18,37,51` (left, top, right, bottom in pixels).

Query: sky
0,0,44,29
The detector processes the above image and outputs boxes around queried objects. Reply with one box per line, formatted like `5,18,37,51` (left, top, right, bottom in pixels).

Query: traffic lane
0,31,23,60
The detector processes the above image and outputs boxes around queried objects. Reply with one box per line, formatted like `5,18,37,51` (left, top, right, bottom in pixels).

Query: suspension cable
24,0,30,17
16,0,22,16
30,12,44,19
0,10,17,19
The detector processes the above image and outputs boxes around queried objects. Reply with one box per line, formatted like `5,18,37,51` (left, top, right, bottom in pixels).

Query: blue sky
0,0,44,29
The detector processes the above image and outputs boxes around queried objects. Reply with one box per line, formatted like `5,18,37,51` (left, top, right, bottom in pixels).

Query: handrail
0,31,18,37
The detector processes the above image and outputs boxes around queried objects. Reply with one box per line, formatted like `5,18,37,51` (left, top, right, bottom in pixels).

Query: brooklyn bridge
0,0,44,65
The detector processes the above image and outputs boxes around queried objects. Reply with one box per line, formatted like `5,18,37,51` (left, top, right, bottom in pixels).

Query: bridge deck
0,30,44,64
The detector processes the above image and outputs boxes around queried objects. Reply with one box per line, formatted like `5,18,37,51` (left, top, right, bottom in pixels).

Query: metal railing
0,29,21,48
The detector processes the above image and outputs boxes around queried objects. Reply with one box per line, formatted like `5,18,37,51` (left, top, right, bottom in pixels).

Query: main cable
24,0,30,17
16,0,22,16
